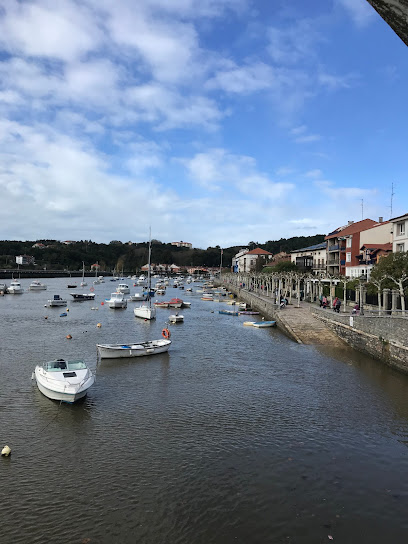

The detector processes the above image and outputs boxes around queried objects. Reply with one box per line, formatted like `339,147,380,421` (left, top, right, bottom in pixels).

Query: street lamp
359,273,366,316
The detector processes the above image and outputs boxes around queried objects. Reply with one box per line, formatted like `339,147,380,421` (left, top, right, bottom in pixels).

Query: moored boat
71,293,95,301
46,294,67,307
34,358,95,403
97,339,171,358
7,279,24,294
168,313,184,323
252,320,276,328
29,280,47,291
107,292,127,308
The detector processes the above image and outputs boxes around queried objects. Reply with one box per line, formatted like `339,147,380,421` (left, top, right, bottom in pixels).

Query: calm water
1,278,408,544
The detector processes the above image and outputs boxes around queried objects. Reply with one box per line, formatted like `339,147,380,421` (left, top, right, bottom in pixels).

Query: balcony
328,244,339,252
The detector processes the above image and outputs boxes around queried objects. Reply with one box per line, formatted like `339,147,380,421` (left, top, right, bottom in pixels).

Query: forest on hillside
0,235,326,272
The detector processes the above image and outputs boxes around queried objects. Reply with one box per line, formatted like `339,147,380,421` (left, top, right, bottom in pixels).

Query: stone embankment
223,284,408,374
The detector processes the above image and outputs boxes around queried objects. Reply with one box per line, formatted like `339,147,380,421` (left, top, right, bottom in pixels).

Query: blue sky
0,0,407,248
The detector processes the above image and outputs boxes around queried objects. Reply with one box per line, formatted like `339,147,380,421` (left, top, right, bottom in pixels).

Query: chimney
379,216,383,223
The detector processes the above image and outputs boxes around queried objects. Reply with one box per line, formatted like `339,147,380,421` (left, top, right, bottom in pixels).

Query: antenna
390,182,395,218
361,199,364,220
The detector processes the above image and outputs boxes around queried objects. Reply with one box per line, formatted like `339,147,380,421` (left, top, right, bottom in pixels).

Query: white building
232,248,272,273
390,212,408,253
290,242,327,275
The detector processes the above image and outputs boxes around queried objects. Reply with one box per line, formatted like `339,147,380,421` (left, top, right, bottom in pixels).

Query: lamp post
359,273,366,316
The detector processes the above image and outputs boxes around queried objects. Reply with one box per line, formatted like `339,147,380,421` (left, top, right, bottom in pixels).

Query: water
1,278,408,543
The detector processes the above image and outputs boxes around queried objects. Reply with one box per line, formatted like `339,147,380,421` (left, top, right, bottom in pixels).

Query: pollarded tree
371,252,408,313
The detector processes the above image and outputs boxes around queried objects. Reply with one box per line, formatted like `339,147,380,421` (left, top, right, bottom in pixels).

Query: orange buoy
97,323,102,328
101,301,104,305
66,334,72,339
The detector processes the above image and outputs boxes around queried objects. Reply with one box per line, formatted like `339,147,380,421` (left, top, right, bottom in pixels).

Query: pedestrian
334,299,341,313
332,297,339,311
351,303,360,315
322,295,328,308
319,294,323,307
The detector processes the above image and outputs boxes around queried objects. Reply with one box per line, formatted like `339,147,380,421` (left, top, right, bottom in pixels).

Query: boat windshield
45,359,86,371
67,360,87,370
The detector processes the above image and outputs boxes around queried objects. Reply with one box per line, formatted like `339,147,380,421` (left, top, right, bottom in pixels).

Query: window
396,243,405,252
346,237,352,248
346,252,351,262
397,222,405,236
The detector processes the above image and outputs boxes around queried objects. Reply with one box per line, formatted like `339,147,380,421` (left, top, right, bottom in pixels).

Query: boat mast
147,228,152,307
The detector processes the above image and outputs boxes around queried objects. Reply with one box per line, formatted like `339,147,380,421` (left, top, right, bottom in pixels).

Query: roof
360,243,392,251
291,242,326,253
325,219,377,240
389,212,408,222
246,248,273,256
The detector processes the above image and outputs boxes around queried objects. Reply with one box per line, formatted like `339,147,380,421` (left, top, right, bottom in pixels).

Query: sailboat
133,230,156,320
80,261,87,287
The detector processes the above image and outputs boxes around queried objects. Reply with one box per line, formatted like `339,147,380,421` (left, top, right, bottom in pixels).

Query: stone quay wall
312,309,408,374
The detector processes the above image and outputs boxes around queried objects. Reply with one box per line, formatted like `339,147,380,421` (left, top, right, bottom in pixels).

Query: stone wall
312,309,408,374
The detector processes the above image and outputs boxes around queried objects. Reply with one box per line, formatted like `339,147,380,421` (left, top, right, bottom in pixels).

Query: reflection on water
1,277,408,543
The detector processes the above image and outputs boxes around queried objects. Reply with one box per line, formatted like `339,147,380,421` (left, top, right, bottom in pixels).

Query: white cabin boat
129,293,148,302
168,313,184,323
117,283,130,294
7,279,24,294
29,280,47,291
46,295,67,307
34,359,94,403
107,292,127,309
133,304,156,320
97,339,171,359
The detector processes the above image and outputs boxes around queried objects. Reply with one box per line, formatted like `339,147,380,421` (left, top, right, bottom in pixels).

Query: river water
1,277,408,544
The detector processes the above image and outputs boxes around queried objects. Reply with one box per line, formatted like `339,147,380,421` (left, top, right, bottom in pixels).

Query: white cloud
336,0,376,27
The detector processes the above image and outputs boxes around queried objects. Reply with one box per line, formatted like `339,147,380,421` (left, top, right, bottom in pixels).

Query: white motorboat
34,358,95,403
71,293,95,301
129,293,148,302
46,294,67,307
117,283,130,294
107,292,127,308
252,320,276,328
134,229,156,320
7,279,24,294
168,313,184,323
97,339,171,359
29,280,47,291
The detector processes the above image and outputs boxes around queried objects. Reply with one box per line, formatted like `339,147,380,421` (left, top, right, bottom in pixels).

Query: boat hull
35,369,94,403
134,306,156,320
97,339,171,358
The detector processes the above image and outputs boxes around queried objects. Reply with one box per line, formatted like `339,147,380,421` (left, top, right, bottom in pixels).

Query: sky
0,0,407,249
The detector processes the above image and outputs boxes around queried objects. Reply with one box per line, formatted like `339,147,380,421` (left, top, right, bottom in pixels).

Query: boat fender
101,302,104,305
162,328,171,339
97,323,102,328
1,445,11,457
66,334,72,339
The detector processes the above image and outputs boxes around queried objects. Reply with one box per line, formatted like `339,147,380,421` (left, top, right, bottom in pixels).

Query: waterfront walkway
225,286,347,346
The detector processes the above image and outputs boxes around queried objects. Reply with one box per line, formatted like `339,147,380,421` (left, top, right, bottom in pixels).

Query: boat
29,280,47,291
80,261,87,287
134,230,156,321
7,279,24,294
71,293,95,301
107,292,127,309
129,293,148,302
168,313,184,323
243,321,256,326
252,320,276,328
181,301,191,308
238,311,260,315
155,288,166,295
117,283,130,294
201,293,213,301
46,294,68,307
167,297,183,308
154,301,169,308
97,338,171,359
34,358,95,403
67,283,77,289
219,309,239,316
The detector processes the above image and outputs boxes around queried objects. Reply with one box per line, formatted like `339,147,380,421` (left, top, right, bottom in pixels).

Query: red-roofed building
233,247,272,273
325,219,378,277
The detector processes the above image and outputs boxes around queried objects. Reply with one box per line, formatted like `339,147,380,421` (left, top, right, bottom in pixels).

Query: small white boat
46,294,68,307
71,293,95,301
252,320,276,328
155,288,166,295
107,292,127,308
7,279,24,294
34,358,94,403
97,339,171,359
169,313,184,323
134,304,156,320
129,293,148,302
243,321,256,326
117,283,130,294
29,280,47,291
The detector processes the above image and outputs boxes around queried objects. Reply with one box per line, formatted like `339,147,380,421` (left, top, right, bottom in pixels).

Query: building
32,243,46,249
325,219,377,277
390,212,408,253
290,242,327,275
171,241,192,249
233,248,272,273
16,255,35,265
350,219,393,278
